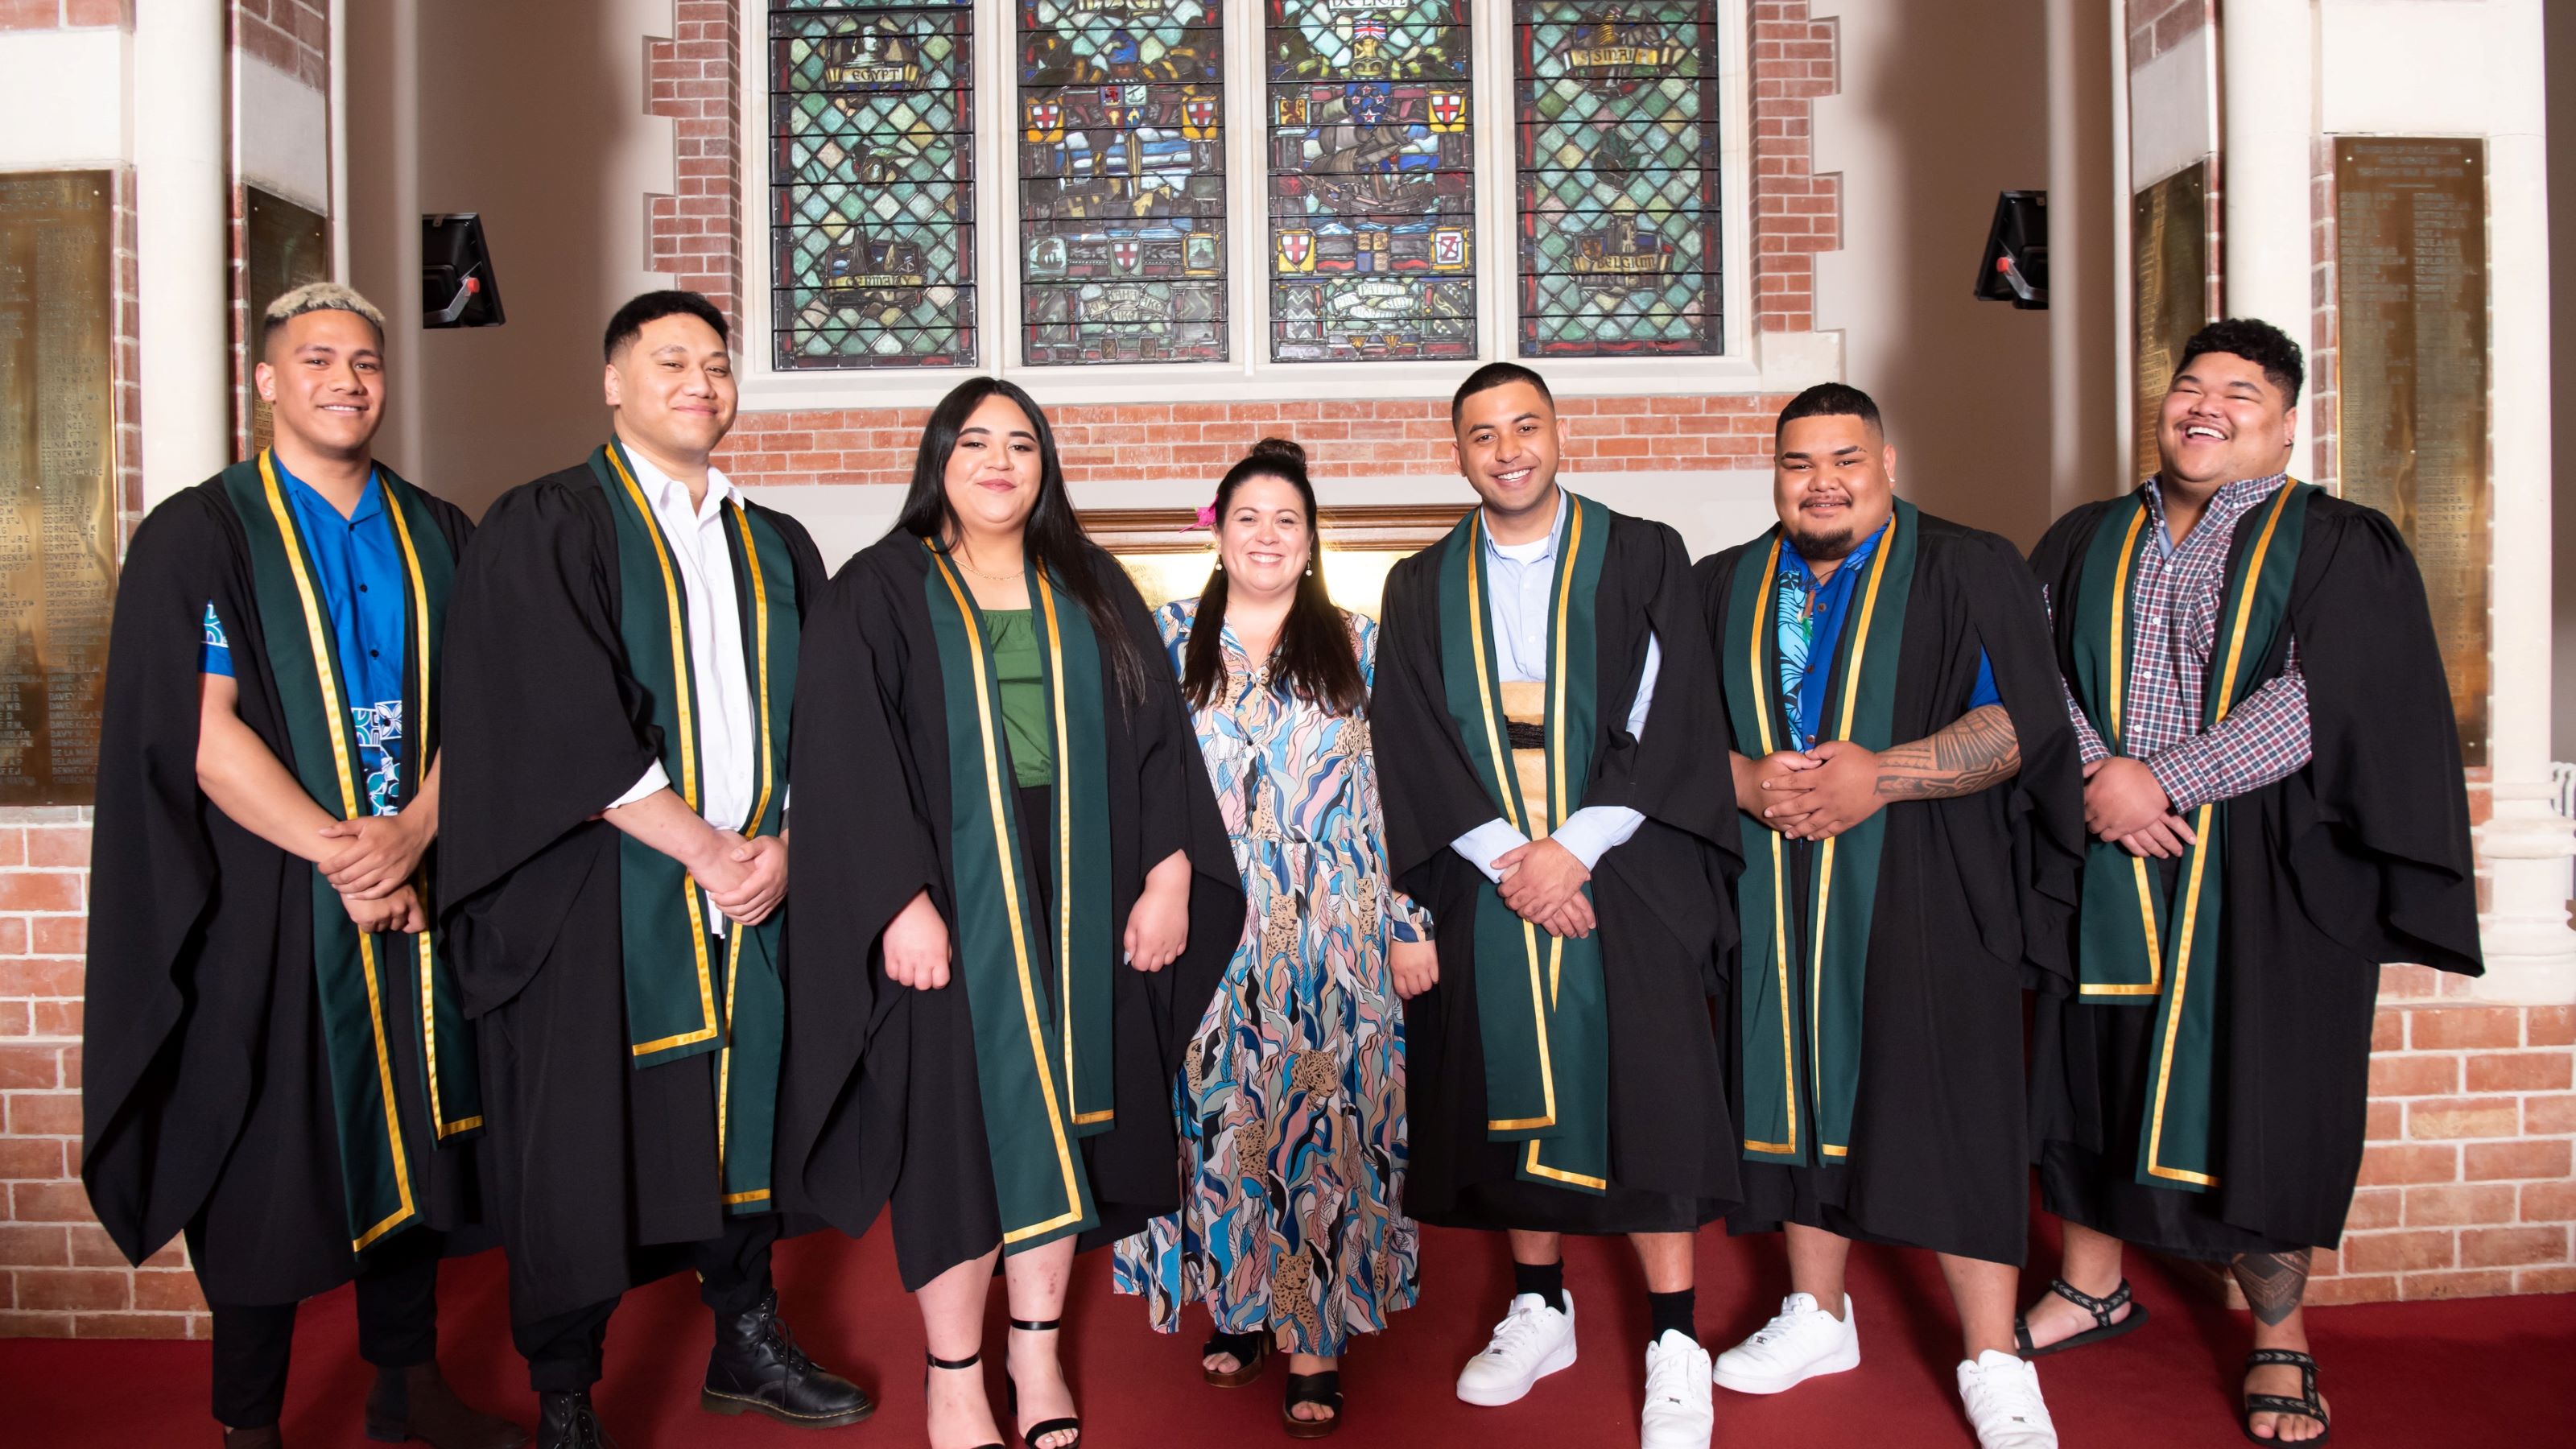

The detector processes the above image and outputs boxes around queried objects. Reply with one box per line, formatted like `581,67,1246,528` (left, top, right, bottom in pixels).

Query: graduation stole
2064,480,2315,1191
1719,501,1918,1168
220,452,478,1255
1435,494,1613,1195
921,540,1115,1252
590,440,800,1213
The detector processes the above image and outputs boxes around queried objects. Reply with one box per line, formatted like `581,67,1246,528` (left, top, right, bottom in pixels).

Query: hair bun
1245,436,1307,469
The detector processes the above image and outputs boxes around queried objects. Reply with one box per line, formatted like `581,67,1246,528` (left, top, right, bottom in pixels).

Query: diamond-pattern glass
1266,2,1477,362
1018,2,1228,364
771,1,977,369
1515,2,1723,357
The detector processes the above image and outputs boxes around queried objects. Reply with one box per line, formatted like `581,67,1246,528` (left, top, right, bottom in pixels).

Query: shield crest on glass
1112,238,1143,274
1182,93,1220,141
1433,229,1468,271
1277,229,1315,273
1429,90,1466,133
1026,100,1065,144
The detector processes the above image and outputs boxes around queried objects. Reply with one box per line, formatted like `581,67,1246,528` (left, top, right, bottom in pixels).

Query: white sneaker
1957,1350,2060,1449
1711,1292,1861,1394
1455,1290,1578,1406
1639,1329,1715,1449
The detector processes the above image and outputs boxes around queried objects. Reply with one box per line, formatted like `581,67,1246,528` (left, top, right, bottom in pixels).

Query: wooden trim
1080,502,1469,555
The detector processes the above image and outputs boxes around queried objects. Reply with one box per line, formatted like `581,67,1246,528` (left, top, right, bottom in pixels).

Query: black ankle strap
1009,1317,1062,1333
927,1348,983,1371
2046,1276,2132,1327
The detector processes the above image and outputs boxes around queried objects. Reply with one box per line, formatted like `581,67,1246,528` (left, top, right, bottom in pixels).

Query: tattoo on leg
2231,1249,2311,1327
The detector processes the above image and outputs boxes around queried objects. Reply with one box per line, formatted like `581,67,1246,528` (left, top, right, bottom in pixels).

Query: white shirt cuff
1450,819,1530,885
1548,806,1645,871
609,761,671,811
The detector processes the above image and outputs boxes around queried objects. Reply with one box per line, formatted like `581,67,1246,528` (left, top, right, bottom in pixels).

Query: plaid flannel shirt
2053,473,2313,813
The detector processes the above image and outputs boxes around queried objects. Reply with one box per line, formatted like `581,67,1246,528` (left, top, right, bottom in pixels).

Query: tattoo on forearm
2231,1249,2312,1327
1874,704,2021,800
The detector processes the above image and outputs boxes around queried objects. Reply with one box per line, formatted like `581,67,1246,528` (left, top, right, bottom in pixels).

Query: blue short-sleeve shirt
1777,522,1999,753
200,463,411,815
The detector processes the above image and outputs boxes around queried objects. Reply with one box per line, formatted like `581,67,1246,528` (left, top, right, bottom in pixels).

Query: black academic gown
1698,514,2085,1266
1373,508,1743,1234
2027,491,2482,1257
773,534,1241,1291
83,478,481,1307
436,467,827,1321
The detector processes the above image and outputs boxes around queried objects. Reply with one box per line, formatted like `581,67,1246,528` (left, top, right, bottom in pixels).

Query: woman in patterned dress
1113,438,1436,1437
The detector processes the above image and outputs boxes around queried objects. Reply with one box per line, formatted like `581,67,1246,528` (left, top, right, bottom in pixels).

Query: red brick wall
2126,0,2214,68
234,0,328,91
0,1,126,31
648,0,746,320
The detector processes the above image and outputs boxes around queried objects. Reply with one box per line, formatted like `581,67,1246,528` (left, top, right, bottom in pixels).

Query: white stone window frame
737,0,1811,410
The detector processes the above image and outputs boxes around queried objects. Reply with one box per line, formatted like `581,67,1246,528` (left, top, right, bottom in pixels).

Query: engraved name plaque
2132,165,2210,485
0,172,118,804
2334,138,2488,766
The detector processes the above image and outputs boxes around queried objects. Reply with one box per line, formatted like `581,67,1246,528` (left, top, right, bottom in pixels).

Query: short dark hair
1774,382,1884,445
603,289,729,361
1451,361,1555,429
2175,317,2303,407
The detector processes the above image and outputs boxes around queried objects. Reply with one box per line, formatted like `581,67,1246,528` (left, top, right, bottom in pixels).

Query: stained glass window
770,0,976,369
1514,2,1723,357
1018,2,1228,365
1265,2,1477,363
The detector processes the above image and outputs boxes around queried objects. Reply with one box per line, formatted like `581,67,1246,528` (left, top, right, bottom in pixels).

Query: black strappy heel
1202,1329,1269,1387
925,1348,1005,1449
1004,1317,1082,1449
1281,1368,1343,1439
2013,1277,2150,1356
2241,1348,2331,1446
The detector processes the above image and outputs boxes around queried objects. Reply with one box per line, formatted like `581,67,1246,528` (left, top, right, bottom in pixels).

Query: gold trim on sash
1034,579,1114,1128
1803,532,1894,1161
1740,538,1798,1157
1465,514,1560,1135
601,444,720,1059
2141,482,2297,1188
715,504,778,1184
257,454,419,1250
927,548,1088,1243
2095,505,2165,997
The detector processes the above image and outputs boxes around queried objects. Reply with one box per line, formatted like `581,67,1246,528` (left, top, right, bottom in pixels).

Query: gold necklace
954,544,1026,584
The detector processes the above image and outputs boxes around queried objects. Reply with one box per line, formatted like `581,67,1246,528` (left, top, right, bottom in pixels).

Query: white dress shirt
605,449,758,929
1451,490,1658,883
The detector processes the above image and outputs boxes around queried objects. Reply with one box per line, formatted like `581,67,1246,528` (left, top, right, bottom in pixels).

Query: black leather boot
534,1392,617,1449
701,1290,874,1428
365,1362,529,1447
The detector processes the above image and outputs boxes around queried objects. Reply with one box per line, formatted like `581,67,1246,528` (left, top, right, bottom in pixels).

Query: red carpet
4,1218,2568,1447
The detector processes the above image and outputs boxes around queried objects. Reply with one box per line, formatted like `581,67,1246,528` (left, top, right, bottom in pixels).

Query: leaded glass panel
1265,2,1477,362
1515,2,1723,357
1018,2,1228,364
770,0,976,369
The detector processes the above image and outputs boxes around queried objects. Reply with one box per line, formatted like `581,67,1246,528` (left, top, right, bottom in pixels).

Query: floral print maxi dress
1112,600,1425,1356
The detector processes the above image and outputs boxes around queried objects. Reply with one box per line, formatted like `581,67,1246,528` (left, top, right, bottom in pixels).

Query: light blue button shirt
1451,490,1658,881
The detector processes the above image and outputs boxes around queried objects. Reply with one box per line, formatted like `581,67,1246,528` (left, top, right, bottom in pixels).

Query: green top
982,609,1054,786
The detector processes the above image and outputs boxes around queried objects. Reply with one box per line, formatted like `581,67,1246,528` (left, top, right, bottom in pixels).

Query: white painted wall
234,50,330,214
0,27,127,172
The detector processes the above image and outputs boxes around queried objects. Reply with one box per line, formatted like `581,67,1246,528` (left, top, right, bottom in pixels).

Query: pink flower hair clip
1192,503,1218,529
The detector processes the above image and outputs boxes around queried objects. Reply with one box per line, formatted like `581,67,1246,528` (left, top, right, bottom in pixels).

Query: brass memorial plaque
2132,165,2209,485
242,188,330,456
2334,138,2487,766
0,171,118,803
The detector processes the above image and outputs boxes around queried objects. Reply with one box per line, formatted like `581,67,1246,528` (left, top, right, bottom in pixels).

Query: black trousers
510,1212,779,1393
206,1228,443,1429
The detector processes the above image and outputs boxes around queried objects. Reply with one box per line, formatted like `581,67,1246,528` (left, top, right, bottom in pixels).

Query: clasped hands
2083,756,2197,858
1740,741,1885,840
320,812,431,935
1490,837,1594,939
881,848,1194,990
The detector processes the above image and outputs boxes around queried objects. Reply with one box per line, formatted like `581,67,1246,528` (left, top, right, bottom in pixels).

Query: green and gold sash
220,452,479,1254
2064,481,2314,1190
1719,500,1918,1168
922,540,1115,1251
1436,494,1612,1194
591,441,799,1212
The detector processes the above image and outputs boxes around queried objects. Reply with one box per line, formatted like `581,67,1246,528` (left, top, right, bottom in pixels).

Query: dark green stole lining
1719,500,1918,1169
590,441,799,1213
1435,494,1612,1194
2064,481,2314,1191
220,452,477,1255
921,540,1114,1251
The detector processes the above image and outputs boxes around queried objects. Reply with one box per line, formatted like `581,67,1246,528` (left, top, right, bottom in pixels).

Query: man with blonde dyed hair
85,283,524,1448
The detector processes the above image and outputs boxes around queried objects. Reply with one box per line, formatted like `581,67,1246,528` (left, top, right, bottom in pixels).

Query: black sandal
2241,1348,2331,1446
2013,1276,2149,1356
1004,1317,1081,1449
924,1349,1005,1449
1203,1329,1270,1388
1281,1369,1342,1440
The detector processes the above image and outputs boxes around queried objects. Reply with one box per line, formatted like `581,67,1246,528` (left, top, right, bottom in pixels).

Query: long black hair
1180,437,1364,716
894,377,1151,703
